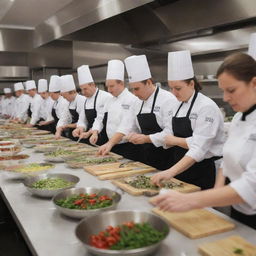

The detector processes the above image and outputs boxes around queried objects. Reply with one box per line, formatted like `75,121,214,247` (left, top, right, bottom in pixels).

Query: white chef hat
60,74,76,93
14,82,24,92
3,88,11,94
26,80,36,90
49,75,61,92
168,50,194,81
248,33,256,60
124,55,152,83
77,65,94,85
106,60,124,81
38,79,48,93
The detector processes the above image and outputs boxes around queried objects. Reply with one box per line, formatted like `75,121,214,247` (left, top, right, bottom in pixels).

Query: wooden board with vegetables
152,208,235,239
198,235,256,256
112,175,200,196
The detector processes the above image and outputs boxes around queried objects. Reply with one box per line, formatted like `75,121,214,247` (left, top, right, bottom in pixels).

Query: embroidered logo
205,117,214,123
154,106,160,112
190,113,198,120
248,133,256,141
121,104,130,110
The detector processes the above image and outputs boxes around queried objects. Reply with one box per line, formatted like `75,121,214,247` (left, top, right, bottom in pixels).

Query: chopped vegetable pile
0,154,29,161
233,248,244,255
31,178,74,190
89,222,167,250
126,175,184,190
68,156,116,164
14,163,53,173
56,193,113,210
46,149,74,157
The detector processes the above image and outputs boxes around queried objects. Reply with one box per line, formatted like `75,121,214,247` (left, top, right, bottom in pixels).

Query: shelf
199,79,218,83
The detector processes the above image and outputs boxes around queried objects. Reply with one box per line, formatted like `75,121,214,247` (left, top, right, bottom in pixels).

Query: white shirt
2,96,16,117
222,109,256,215
53,96,72,128
120,87,178,147
30,94,43,125
39,96,55,122
13,94,30,122
68,94,86,118
168,91,225,162
77,89,112,130
92,88,138,143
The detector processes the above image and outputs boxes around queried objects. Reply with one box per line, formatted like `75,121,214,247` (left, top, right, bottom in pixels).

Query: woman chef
151,52,256,230
152,50,225,189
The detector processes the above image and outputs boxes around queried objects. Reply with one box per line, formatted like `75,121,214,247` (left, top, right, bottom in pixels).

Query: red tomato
89,193,97,198
73,199,84,205
88,199,96,205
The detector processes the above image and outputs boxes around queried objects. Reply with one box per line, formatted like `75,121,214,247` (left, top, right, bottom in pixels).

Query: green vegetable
70,156,116,164
233,248,244,255
46,149,74,157
126,175,183,190
31,178,74,190
56,193,113,210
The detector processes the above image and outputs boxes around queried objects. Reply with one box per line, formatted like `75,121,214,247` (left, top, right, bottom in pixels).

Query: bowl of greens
23,173,80,198
53,187,121,219
75,210,169,256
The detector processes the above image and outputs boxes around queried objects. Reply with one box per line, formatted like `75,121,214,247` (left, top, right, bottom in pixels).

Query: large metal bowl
53,187,121,219
75,210,170,256
23,173,80,198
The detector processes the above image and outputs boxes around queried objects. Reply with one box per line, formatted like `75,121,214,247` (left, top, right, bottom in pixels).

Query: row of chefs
1,45,256,230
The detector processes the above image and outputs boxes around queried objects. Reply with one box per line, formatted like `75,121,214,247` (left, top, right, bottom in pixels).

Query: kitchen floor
0,195,32,256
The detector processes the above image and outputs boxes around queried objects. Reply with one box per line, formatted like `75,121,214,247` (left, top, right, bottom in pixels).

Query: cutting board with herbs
112,175,200,196
152,208,235,239
198,235,256,256
85,162,156,180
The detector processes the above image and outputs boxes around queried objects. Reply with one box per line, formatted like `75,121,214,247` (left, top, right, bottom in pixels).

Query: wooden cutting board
85,162,153,176
198,235,256,256
112,177,200,196
152,208,235,239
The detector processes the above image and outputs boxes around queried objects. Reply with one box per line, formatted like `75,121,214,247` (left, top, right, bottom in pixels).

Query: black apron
27,103,32,118
84,89,99,131
96,112,109,146
68,103,79,140
137,87,173,170
172,91,216,190
51,103,59,134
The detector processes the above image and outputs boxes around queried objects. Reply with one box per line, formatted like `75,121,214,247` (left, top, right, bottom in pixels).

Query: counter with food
0,130,256,256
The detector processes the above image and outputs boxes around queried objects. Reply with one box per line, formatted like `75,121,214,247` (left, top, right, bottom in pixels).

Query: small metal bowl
53,187,121,219
75,210,170,256
23,173,80,198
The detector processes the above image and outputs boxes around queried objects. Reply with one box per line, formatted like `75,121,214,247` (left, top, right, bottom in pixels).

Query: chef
151,52,256,230
72,65,111,142
152,50,225,189
122,55,178,169
36,79,55,131
90,59,141,160
25,80,43,127
1,88,15,119
58,74,85,140
11,82,30,123
48,75,71,137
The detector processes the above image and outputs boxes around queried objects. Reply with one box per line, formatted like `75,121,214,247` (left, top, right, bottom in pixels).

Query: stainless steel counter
0,148,256,256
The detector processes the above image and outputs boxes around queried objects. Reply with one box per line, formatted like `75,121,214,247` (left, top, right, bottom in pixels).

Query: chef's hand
55,131,62,140
26,124,34,128
79,131,91,139
38,121,47,126
151,170,173,187
164,135,178,147
89,131,98,145
128,133,150,144
97,142,112,156
72,127,84,137
150,190,197,212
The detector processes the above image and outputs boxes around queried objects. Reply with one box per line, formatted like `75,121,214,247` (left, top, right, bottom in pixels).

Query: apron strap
85,89,99,110
138,86,159,114
186,91,198,117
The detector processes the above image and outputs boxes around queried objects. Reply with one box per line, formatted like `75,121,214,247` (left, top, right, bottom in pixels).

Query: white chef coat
39,96,55,122
30,94,43,125
68,94,86,117
1,96,16,117
222,109,256,215
168,91,225,162
77,89,112,130
92,88,138,143
13,93,30,122
0,96,4,114
119,87,178,147
53,96,72,128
